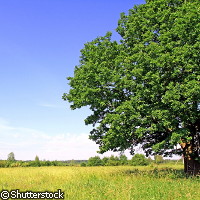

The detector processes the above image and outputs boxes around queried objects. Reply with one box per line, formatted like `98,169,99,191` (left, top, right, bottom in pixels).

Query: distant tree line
0,153,68,168
0,152,183,168
82,154,183,167
85,154,149,167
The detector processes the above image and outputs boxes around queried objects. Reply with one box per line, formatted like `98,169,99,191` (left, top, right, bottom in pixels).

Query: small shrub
87,156,103,166
0,160,7,168
130,154,149,166
102,157,109,166
80,162,86,167
10,162,22,167
21,162,30,167
119,154,128,165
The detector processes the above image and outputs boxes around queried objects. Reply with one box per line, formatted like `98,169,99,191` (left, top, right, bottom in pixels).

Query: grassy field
0,164,199,200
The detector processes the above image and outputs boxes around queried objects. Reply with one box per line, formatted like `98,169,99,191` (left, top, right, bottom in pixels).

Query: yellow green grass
0,164,199,200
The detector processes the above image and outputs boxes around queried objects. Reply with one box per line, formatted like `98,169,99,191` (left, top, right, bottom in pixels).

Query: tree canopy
63,0,200,158
7,152,15,162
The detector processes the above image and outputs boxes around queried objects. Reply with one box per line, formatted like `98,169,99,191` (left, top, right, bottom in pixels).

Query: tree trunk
180,120,200,176
184,156,200,176
181,137,200,176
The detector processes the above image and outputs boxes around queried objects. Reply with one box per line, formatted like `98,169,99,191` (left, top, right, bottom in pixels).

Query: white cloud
0,118,111,161
38,103,65,109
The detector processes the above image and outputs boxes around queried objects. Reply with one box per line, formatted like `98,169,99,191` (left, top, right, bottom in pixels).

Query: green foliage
106,155,120,166
0,160,7,168
80,162,87,167
154,155,164,164
88,155,126,166
21,162,30,167
87,156,103,166
7,152,15,162
0,156,183,168
102,157,109,166
63,0,200,159
10,161,23,167
44,160,52,166
147,157,153,164
51,160,63,166
34,155,41,167
124,167,186,179
130,154,149,166
119,154,128,165
69,159,76,166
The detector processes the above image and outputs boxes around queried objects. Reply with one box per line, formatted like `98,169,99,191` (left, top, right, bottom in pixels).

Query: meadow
0,164,199,200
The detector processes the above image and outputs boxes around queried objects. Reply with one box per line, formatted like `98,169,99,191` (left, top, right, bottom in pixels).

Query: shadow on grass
123,167,197,179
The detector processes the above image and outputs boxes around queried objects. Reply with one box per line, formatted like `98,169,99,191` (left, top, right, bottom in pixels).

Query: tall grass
0,164,199,200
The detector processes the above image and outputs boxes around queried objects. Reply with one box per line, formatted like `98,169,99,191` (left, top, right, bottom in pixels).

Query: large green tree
63,0,200,174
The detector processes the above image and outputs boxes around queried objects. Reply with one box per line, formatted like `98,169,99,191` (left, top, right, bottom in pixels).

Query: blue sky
0,0,149,160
